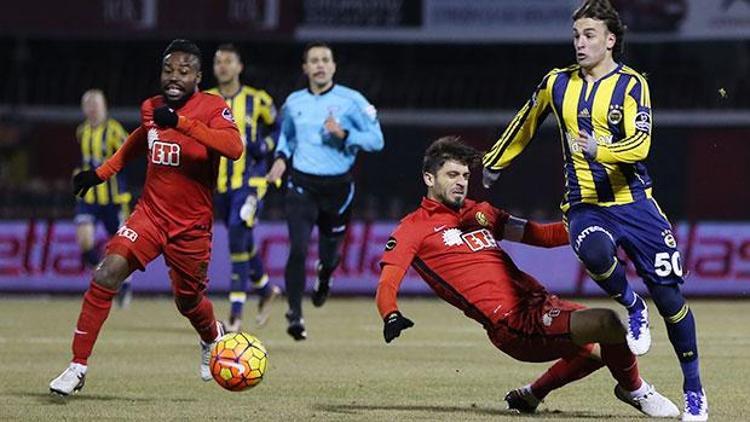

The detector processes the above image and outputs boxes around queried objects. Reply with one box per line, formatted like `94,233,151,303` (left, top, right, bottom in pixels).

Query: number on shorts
654,251,683,277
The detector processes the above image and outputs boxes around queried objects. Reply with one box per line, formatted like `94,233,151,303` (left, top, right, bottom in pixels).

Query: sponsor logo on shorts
542,308,561,327
574,225,614,251
117,226,139,243
662,229,677,248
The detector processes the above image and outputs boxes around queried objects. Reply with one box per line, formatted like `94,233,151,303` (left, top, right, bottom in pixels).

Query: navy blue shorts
74,202,125,236
567,198,683,286
215,187,264,228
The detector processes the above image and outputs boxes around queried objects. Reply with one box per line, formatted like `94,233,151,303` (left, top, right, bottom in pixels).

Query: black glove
72,170,104,197
482,167,502,189
383,311,414,343
154,106,179,128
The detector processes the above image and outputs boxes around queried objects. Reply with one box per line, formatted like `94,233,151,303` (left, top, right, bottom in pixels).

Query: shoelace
685,391,703,414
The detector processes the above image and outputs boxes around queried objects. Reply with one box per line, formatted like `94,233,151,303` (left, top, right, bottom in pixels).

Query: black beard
164,93,190,110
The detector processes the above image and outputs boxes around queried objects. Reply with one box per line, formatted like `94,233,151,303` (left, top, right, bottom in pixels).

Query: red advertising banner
1,220,749,297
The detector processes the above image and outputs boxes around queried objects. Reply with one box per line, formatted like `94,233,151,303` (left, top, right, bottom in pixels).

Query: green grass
0,297,747,420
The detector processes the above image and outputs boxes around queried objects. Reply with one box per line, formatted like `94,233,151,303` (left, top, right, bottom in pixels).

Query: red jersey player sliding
376,136,679,417
50,39,243,397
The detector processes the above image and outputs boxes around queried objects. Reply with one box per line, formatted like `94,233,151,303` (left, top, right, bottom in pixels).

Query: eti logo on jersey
151,141,181,166
461,229,497,251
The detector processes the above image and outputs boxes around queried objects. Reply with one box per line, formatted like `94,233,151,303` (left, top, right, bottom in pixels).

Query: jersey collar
307,83,335,96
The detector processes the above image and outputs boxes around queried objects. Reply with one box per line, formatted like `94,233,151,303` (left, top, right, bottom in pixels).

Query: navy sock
229,260,249,318
666,307,702,392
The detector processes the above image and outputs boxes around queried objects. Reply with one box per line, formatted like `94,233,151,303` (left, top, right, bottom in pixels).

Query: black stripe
412,257,491,328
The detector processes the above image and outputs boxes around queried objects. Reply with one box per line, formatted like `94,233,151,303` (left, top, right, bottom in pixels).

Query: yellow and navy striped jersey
206,85,278,194
483,63,653,212
77,118,131,206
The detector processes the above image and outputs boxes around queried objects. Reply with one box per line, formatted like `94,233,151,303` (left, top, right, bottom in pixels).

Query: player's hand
459,201,503,233
482,167,502,189
72,170,104,197
324,112,347,140
383,311,414,343
266,158,287,185
574,132,598,159
153,106,179,128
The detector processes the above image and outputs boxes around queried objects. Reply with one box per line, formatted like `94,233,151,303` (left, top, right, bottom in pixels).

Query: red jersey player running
376,136,679,417
50,39,243,397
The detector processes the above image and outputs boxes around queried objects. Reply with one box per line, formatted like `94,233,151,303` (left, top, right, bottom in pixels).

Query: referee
266,42,384,340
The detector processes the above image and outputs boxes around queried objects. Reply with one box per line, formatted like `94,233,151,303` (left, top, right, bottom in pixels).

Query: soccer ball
209,332,268,391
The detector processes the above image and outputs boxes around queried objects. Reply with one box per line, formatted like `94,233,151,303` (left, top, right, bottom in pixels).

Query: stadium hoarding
1,220,749,297
296,0,750,42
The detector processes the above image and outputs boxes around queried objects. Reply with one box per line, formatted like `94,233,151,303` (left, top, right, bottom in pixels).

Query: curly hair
422,136,481,175
573,0,625,60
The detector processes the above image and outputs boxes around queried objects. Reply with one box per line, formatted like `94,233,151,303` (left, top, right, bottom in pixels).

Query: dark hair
216,43,242,62
162,39,202,68
572,0,625,59
302,41,334,63
422,136,481,175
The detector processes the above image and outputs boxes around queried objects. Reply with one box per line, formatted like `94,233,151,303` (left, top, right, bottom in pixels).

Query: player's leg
619,199,707,421
75,202,99,268
241,184,280,326
568,205,650,355
164,227,224,381
223,189,253,331
312,180,354,307
497,297,677,417
283,184,318,340
103,204,133,309
50,208,161,396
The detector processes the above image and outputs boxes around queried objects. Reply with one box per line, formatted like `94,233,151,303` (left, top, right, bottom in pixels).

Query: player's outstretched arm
95,126,147,181
376,264,414,343
498,214,570,248
481,70,555,187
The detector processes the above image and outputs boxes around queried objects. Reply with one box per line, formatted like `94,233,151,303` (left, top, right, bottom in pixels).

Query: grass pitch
0,297,747,421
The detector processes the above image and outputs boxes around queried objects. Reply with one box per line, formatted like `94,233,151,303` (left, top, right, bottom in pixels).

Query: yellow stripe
562,75,597,202
610,132,646,152
230,91,247,190
229,292,247,303
587,260,618,281
666,304,689,324
483,101,530,166
592,74,632,204
91,125,109,205
249,177,268,199
252,274,269,288
231,252,250,262
80,124,96,204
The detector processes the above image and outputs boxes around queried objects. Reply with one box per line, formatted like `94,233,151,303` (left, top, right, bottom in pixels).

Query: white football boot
49,362,87,397
614,380,680,418
199,321,225,381
682,389,708,421
625,294,651,356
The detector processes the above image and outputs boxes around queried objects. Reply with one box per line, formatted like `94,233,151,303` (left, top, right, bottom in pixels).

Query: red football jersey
139,92,239,236
381,197,548,327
